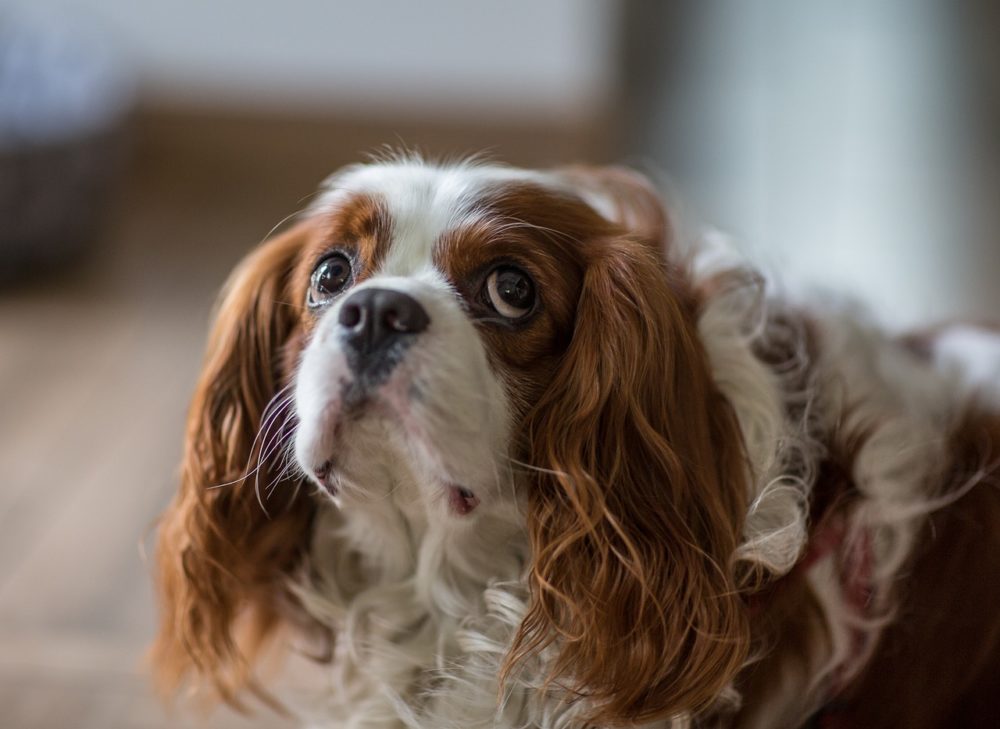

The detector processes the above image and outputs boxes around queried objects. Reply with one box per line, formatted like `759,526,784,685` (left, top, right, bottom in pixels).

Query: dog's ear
556,165,669,244
152,221,316,705
507,200,750,724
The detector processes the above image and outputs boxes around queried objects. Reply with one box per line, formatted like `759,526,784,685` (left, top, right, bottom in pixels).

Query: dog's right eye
308,252,353,308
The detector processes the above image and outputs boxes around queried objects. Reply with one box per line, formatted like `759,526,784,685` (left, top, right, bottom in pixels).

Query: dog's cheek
281,328,309,384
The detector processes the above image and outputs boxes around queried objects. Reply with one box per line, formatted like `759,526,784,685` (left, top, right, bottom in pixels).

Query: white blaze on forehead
315,160,558,277
378,167,475,276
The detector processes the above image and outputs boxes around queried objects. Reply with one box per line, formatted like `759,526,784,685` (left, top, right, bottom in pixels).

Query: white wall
6,0,617,120
633,1,985,328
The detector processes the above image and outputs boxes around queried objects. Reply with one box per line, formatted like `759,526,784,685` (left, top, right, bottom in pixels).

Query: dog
152,155,1000,728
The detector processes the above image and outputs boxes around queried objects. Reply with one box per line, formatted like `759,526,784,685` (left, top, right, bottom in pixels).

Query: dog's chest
285,507,546,728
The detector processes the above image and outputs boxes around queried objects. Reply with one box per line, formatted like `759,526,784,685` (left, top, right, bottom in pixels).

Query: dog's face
291,163,591,526
154,159,752,725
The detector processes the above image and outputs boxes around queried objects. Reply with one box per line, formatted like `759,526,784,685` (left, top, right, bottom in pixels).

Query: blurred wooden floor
0,109,608,728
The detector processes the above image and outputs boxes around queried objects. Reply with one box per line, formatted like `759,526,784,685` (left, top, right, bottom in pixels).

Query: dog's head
153,158,751,724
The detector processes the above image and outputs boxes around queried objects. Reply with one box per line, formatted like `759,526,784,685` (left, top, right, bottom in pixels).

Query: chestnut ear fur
151,222,316,705
507,173,751,725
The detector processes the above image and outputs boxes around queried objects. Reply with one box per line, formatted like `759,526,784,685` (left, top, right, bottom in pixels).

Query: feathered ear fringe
691,232,818,582
505,229,751,725
151,222,317,708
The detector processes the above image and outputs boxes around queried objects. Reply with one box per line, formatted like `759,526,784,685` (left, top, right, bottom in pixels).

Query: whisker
498,452,569,479
252,398,300,516
205,386,295,491
249,386,295,460
257,406,297,468
266,432,303,499
488,214,574,243
260,207,312,245
255,409,299,500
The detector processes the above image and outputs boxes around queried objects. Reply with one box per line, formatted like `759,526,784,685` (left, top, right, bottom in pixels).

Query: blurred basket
0,10,135,283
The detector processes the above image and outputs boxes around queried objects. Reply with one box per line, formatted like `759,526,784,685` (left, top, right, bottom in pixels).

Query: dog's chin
295,362,413,485
295,361,488,518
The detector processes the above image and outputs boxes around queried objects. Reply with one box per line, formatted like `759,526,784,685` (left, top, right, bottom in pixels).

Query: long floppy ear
508,218,751,724
152,221,317,705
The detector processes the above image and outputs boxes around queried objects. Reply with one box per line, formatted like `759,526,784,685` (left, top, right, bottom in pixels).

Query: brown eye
485,266,535,319
308,252,352,307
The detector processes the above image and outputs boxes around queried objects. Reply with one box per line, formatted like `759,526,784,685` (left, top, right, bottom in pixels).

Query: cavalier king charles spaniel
152,156,1000,728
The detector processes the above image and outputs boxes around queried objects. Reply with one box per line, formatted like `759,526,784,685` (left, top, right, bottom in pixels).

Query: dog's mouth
448,485,479,516
312,458,338,495
308,459,479,515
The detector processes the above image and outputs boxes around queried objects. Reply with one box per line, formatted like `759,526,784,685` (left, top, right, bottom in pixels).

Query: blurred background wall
3,0,617,122
3,0,997,320
49,0,617,122
622,0,999,327
0,2,997,728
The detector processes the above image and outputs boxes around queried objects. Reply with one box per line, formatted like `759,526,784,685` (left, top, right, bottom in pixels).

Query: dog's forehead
318,162,557,276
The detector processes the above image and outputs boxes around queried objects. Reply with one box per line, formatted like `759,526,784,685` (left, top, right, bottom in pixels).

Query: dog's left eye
484,265,535,319
308,252,353,307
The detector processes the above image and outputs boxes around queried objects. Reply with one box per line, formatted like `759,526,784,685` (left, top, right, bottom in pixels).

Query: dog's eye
485,266,535,319
308,252,352,307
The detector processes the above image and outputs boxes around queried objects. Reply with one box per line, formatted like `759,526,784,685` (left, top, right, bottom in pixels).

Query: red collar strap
801,509,877,724
801,510,875,618
746,508,877,725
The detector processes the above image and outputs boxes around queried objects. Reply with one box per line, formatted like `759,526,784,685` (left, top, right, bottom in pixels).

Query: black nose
338,288,430,358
